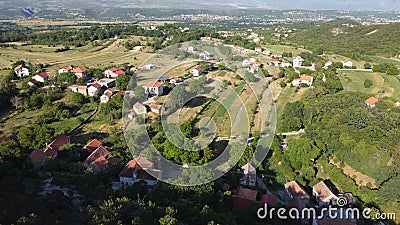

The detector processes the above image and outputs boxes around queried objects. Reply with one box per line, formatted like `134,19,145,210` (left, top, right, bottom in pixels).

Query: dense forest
289,19,400,58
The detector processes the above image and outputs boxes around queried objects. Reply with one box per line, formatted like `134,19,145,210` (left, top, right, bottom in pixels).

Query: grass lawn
338,70,400,100
263,44,310,55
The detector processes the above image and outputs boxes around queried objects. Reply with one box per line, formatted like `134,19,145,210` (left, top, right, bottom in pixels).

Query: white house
292,75,314,87
72,67,87,79
190,67,203,77
255,47,262,53
32,72,49,83
119,157,162,186
78,85,88,96
148,103,164,114
293,56,304,68
133,102,147,115
104,67,125,78
281,61,291,67
270,58,280,67
170,76,181,85
14,65,30,78
187,46,195,53
142,81,164,96
88,83,102,97
313,181,339,206
100,89,114,103
341,60,353,68
58,65,74,74
199,51,210,60
324,61,333,69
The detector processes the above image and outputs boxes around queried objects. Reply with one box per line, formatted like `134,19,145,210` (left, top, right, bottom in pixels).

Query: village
3,32,398,225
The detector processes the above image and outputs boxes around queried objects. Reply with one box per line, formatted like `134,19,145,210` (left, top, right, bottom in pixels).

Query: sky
267,0,400,11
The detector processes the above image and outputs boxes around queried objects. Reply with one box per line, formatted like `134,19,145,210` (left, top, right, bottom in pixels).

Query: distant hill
289,19,400,58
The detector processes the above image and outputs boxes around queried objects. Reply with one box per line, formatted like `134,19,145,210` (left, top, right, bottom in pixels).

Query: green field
263,44,311,55
338,70,400,100
0,38,151,76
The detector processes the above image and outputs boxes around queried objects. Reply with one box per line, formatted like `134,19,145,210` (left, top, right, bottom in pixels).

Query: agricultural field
0,38,152,76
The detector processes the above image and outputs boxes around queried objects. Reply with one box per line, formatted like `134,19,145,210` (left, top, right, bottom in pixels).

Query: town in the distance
0,1,400,225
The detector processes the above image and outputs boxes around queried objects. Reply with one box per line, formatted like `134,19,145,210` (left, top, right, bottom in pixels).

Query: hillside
290,19,400,58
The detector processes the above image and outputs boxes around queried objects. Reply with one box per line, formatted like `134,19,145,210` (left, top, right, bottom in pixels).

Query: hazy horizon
1,0,400,11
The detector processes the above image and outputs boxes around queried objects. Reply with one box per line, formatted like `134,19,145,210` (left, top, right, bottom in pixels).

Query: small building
270,58,280,67
88,83,102,97
119,157,162,186
190,67,203,77
84,146,120,172
293,56,304,68
170,76,181,85
199,51,210,60
342,60,353,68
255,47,262,53
324,61,333,69
313,180,339,206
32,72,49,83
148,103,164,114
281,61,291,67
72,66,88,79
14,65,30,78
284,181,311,214
28,79,38,87
100,89,114,103
240,163,257,187
97,78,116,88
365,97,379,108
292,75,314,87
394,102,400,107
78,85,88,96
104,68,125,78
59,65,74,74
142,81,164,96
133,102,147,115
84,139,103,152
187,46,195,53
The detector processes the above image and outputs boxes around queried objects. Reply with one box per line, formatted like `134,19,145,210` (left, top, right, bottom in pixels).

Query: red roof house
84,139,103,151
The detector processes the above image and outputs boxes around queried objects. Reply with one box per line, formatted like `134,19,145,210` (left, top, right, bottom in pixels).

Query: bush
364,79,374,88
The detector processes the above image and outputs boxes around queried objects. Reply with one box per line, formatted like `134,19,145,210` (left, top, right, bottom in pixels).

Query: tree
189,79,205,94
56,72,76,85
364,79,374,88
116,75,131,90
10,95,22,110
243,72,256,83
364,63,372,69
69,92,86,107
134,86,147,102
159,207,178,225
